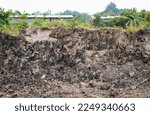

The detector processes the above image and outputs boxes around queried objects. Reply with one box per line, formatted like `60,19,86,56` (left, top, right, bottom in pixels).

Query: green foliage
126,15,144,27
104,17,128,27
58,10,91,23
32,18,45,27
66,19,79,28
0,5,150,36
100,2,126,16
74,13,91,23
145,12,150,22
142,21,150,28
0,9,29,35
32,11,42,15
122,9,136,18
92,14,104,27
43,10,51,15
15,20,29,29
0,8,12,26
57,10,78,16
13,10,21,16
104,2,118,15
42,21,67,28
76,21,93,29
16,11,29,29
126,26,140,34
0,23,20,36
126,20,150,34
19,11,29,19
122,9,144,27
5,11,29,30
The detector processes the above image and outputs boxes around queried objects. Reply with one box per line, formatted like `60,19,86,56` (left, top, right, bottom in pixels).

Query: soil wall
0,27,150,97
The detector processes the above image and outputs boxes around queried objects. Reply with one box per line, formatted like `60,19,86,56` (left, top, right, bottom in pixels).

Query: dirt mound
0,27,150,97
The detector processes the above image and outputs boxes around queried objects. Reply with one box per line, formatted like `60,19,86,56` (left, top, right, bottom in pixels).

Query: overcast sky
0,0,150,14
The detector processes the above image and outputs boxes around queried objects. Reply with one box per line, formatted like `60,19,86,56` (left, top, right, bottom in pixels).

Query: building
11,15,74,21
92,15,124,20
101,16,122,20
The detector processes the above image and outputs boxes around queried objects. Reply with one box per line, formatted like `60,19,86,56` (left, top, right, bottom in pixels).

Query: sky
0,0,150,14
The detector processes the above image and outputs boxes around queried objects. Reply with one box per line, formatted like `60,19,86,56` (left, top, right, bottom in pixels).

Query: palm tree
126,15,144,27
122,9,144,27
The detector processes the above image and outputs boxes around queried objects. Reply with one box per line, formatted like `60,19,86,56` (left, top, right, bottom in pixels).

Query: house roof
11,15,74,19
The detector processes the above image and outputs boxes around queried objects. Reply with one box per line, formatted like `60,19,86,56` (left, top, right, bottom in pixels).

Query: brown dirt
0,27,150,98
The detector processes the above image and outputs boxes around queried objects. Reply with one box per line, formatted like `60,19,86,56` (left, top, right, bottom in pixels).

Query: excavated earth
0,27,150,98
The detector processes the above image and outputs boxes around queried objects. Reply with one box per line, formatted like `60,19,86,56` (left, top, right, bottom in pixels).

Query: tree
122,8,137,17
43,10,51,16
32,11,42,15
100,2,119,16
58,10,91,23
57,10,78,16
100,2,129,16
13,10,21,16
74,13,91,23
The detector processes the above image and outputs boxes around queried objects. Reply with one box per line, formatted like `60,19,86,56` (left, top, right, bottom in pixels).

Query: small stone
120,72,124,76
96,70,102,74
100,83,111,90
131,86,136,90
41,74,46,79
80,82,88,88
129,71,135,77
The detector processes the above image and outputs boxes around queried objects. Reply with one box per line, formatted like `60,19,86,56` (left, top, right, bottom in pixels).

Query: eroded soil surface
0,27,150,97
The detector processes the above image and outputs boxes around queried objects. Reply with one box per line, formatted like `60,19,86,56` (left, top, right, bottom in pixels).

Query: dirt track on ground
0,27,150,97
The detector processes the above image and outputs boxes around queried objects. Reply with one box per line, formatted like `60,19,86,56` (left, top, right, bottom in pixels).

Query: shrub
0,24,20,36
42,21,67,28
92,14,104,27
31,18,45,27
145,12,150,22
0,8,12,26
103,17,128,27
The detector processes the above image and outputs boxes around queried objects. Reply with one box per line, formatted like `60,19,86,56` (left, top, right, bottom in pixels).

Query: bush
66,19,79,28
31,18,46,27
145,12,150,22
0,24,20,36
109,17,129,27
92,14,104,27
43,21,67,28
126,21,150,34
126,26,140,34
0,8,12,26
